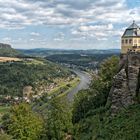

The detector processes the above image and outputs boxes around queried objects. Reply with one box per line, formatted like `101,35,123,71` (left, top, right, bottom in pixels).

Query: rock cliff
0,43,11,49
0,43,20,56
108,52,140,115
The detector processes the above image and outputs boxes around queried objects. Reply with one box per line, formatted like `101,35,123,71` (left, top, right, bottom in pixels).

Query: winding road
67,69,91,101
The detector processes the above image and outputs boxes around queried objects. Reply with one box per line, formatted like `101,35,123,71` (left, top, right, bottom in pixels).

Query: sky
0,0,140,50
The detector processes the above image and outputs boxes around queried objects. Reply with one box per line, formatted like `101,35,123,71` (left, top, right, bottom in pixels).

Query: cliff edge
108,52,140,115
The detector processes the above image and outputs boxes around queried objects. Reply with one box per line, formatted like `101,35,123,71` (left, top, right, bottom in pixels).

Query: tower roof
122,21,140,37
127,20,139,29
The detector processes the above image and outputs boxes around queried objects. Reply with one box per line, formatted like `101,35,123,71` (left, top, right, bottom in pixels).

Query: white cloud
30,32,40,36
2,37,12,42
0,0,139,49
53,32,65,41
0,0,138,29
54,38,63,41
71,23,117,40
30,38,35,41
79,24,114,32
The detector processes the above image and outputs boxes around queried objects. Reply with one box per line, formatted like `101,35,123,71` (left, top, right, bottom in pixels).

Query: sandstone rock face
0,43,19,57
108,52,140,115
0,43,11,49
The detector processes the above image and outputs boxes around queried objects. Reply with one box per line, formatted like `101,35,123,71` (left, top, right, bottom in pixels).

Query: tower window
134,39,137,43
122,39,124,44
129,39,132,44
125,39,128,44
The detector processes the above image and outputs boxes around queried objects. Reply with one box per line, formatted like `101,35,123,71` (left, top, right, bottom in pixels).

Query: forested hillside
0,58,72,99
46,53,120,70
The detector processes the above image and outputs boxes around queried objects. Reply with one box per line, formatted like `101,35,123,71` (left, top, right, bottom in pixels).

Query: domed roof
122,21,140,37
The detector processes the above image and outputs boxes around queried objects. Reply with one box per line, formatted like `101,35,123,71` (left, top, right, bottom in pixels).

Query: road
67,69,91,101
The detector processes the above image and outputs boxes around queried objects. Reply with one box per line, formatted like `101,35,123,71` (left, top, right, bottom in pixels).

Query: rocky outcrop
0,43,19,57
0,43,11,49
108,52,140,115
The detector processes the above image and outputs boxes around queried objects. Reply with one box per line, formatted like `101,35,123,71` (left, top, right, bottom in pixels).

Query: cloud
30,32,40,36
0,0,140,49
53,32,65,41
30,38,35,41
71,23,117,40
79,24,114,32
0,0,138,29
2,37,12,42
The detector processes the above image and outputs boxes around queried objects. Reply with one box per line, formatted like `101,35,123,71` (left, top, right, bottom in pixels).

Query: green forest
46,53,119,69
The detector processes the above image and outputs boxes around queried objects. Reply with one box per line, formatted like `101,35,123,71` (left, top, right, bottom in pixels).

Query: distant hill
0,43,20,57
18,48,120,57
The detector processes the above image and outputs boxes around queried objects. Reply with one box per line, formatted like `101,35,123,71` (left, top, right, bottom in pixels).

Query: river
67,69,91,101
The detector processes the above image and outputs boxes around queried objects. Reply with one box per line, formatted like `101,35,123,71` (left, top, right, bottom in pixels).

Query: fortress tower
121,21,140,54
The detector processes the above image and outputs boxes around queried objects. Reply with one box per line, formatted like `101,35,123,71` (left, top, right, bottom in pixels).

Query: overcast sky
0,0,140,49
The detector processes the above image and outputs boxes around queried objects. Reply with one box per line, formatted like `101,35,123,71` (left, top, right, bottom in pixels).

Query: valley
0,56,92,107
0,45,119,108
0,1,140,139
0,44,139,140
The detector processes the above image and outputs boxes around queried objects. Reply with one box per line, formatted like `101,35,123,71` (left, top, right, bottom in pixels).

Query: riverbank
48,77,80,98
0,69,91,118
67,69,91,101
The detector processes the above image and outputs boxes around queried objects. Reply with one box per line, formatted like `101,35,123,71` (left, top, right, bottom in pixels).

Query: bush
2,103,44,140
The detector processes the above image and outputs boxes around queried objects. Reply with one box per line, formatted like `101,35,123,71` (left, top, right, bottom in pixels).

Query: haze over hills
0,43,120,58
19,48,120,57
